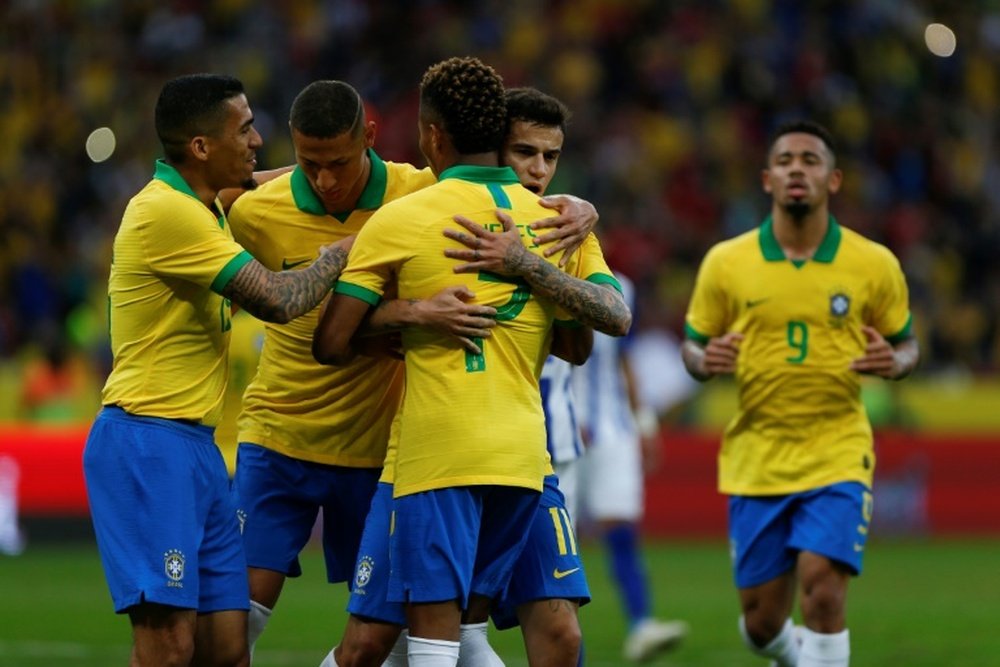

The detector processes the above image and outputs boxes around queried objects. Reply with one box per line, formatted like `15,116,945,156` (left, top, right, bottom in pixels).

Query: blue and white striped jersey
572,273,638,447
540,355,584,464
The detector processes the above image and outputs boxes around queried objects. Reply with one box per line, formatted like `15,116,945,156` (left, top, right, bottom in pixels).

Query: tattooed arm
222,237,352,324
443,211,631,337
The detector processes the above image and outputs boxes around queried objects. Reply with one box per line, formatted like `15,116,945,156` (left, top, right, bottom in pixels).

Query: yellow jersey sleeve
869,244,913,342
684,243,734,342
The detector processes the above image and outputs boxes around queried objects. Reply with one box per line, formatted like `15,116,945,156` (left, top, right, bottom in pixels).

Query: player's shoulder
127,179,205,223
382,161,437,204
703,227,759,263
230,171,293,212
837,224,901,268
384,160,435,186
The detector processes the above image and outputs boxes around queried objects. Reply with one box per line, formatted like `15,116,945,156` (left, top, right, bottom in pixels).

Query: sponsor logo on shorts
853,543,865,552
355,555,375,591
164,549,185,587
553,567,580,579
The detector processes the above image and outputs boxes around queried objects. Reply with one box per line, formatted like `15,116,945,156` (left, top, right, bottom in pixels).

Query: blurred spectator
3,0,1000,422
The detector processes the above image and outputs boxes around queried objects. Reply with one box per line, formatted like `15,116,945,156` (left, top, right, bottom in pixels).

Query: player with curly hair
314,57,629,667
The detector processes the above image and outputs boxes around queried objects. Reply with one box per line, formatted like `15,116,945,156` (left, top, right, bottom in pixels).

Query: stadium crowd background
2,0,998,422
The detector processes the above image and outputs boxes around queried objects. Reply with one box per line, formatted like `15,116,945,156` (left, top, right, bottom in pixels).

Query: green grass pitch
1,538,997,666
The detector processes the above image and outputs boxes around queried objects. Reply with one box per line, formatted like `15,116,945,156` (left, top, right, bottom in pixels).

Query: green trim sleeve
684,322,710,345
211,250,253,294
333,281,382,306
885,313,914,346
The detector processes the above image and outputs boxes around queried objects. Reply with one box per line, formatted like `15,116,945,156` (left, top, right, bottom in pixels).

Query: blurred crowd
2,0,999,422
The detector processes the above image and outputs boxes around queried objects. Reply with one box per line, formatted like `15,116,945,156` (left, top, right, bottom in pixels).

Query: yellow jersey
101,160,253,427
685,217,912,495
375,235,618,486
336,164,616,497
228,151,435,466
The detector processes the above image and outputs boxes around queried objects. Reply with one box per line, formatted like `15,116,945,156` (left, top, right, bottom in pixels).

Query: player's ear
827,168,843,194
363,120,376,148
429,123,445,151
190,136,210,163
761,168,773,194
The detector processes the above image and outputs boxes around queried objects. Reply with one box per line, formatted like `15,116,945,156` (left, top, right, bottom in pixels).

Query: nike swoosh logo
853,543,865,552
745,297,769,308
553,567,580,579
282,258,309,270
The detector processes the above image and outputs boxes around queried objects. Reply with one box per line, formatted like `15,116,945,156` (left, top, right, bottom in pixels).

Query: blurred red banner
1,425,999,536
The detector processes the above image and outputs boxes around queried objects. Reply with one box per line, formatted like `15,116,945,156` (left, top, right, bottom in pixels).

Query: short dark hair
505,87,570,135
419,57,506,155
290,80,365,139
155,74,245,162
768,120,837,162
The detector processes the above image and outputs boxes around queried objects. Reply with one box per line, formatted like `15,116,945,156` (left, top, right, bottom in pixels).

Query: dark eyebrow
776,149,822,160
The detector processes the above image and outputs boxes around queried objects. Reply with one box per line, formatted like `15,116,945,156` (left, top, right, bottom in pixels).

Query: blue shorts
235,443,380,582
82,406,248,614
729,481,874,589
491,475,591,630
389,485,540,607
347,483,405,625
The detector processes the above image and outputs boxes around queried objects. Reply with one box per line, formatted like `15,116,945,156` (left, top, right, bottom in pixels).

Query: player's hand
531,195,598,267
850,325,898,378
417,286,498,355
443,211,530,275
320,234,355,257
702,332,743,375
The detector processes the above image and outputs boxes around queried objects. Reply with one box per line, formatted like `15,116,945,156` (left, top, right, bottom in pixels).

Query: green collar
758,214,841,263
153,159,224,226
290,148,388,221
154,159,200,200
438,164,519,184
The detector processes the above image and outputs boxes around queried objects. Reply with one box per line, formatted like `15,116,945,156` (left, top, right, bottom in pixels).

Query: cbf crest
828,289,851,328
354,555,375,592
164,549,185,587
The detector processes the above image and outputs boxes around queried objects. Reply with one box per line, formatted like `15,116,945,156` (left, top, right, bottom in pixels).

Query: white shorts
579,433,643,522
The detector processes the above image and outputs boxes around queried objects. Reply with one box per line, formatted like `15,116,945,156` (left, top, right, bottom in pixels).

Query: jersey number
786,320,808,363
464,272,531,372
548,507,578,556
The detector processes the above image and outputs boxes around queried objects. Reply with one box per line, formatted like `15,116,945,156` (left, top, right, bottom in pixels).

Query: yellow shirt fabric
685,217,912,495
376,236,617,486
101,160,252,427
228,151,435,466
336,164,616,497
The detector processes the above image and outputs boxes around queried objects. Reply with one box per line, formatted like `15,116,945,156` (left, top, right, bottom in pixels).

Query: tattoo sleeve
222,248,349,324
508,251,631,336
